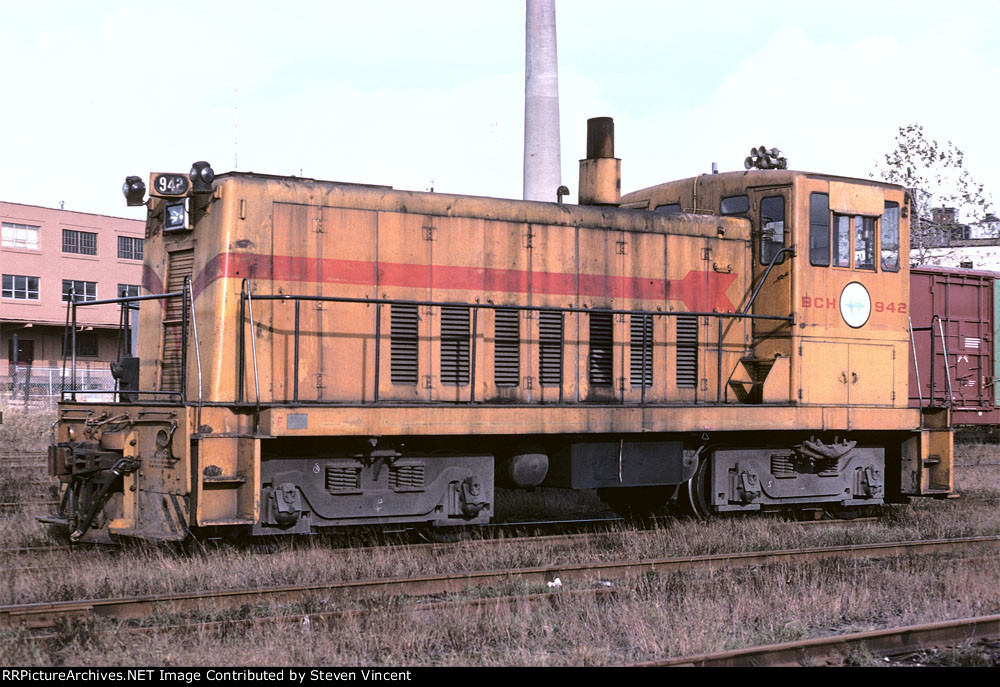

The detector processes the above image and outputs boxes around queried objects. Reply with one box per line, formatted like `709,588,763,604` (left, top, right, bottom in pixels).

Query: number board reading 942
150,173,190,197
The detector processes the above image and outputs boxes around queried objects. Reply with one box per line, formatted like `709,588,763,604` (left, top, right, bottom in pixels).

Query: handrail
909,316,923,409
235,284,775,408
933,314,955,408
242,278,261,411
59,289,186,403
742,246,796,315
186,276,203,430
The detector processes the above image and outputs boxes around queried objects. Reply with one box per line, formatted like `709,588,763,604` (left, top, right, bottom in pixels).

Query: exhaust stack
578,117,621,206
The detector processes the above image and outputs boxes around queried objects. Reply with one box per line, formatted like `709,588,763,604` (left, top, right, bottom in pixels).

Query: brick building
1,201,144,385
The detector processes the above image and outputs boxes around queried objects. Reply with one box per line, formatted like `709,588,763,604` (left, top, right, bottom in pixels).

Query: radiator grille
440,306,470,385
494,309,520,387
676,315,698,389
589,311,614,387
160,249,194,392
630,315,654,388
390,304,419,385
389,464,425,491
538,310,563,387
325,466,361,492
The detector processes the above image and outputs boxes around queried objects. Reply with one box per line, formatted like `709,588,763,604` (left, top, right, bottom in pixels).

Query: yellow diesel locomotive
46,120,953,543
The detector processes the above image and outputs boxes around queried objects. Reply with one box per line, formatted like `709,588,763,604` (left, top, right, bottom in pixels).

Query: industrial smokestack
523,0,561,202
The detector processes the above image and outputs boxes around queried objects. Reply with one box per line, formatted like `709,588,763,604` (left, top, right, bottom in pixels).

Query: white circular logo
840,282,871,328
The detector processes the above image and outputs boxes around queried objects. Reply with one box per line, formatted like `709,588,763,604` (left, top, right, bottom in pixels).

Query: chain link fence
1,365,116,408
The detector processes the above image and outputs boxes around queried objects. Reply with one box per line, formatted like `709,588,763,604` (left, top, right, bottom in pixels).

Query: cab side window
833,215,851,267
760,196,786,264
854,216,876,270
720,195,749,215
881,202,900,272
809,193,830,266
654,203,682,214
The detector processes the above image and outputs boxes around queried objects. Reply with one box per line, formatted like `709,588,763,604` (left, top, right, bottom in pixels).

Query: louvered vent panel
676,315,699,389
630,315,654,388
389,464,425,491
440,306,470,385
160,249,194,392
326,466,361,492
538,311,563,387
589,311,614,387
390,304,419,385
494,309,520,387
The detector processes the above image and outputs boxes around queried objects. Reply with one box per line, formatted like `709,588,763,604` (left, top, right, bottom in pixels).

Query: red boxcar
909,266,1000,425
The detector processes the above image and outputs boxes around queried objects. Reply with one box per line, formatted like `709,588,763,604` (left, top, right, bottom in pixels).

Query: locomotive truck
45,119,953,543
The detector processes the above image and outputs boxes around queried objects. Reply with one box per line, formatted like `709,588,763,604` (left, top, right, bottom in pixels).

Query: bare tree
873,124,994,265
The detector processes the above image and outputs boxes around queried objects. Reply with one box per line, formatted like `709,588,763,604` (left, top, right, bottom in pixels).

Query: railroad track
636,615,1000,666
4,535,997,631
2,516,881,575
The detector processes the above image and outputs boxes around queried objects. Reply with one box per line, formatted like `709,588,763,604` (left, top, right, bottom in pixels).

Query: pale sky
1,0,997,220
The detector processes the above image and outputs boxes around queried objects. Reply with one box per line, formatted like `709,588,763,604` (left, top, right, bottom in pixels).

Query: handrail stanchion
909,316,923,410
244,279,261,411
181,279,189,404
717,316,723,403
470,305,478,404
71,290,77,401
294,298,301,404
186,277,203,431
238,282,246,403
935,314,955,408
373,302,381,404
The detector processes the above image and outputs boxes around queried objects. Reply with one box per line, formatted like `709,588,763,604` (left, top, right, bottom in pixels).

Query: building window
118,236,144,260
63,229,98,255
2,222,40,250
2,274,40,300
62,279,97,302
62,332,98,357
117,284,141,298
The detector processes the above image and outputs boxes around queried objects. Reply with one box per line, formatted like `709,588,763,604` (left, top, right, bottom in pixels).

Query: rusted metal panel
909,266,1000,424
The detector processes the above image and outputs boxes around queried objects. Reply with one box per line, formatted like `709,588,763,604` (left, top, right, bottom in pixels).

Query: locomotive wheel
678,454,713,519
597,486,676,520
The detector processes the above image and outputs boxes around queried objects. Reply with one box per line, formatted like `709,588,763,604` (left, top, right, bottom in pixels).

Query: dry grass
2,553,998,666
0,403,56,454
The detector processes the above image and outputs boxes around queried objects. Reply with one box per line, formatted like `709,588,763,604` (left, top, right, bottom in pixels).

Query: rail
237,286,794,407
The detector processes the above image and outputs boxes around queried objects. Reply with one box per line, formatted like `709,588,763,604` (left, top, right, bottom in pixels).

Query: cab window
881,202,900,272
654,203,682,214
809,193,830,266
854,216,875,270
760,196,786,264
833,215,851,267
720,195,749,215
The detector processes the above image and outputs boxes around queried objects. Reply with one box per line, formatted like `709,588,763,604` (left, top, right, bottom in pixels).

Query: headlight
122,175,146,206
190,161,215,194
